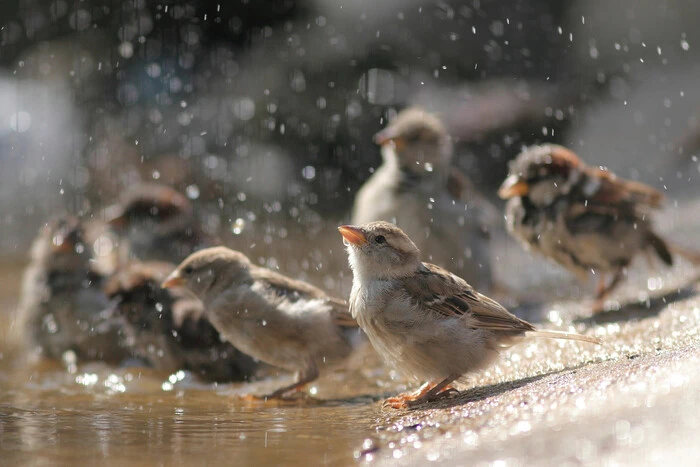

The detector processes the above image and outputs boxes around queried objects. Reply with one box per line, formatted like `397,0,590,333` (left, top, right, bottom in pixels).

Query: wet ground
1,201,700,466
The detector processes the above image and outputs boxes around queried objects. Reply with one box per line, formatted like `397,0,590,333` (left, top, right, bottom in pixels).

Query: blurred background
1,0,699,274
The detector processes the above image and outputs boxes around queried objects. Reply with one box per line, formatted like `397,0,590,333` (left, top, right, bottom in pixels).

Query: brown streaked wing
586,167,664,209
405,263,535,333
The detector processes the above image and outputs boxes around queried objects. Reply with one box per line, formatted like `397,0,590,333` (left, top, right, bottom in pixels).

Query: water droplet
231,218,246,235
302,166,316,180
186,184,200,199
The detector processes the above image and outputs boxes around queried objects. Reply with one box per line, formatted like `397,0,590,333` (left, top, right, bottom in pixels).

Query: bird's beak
161,270,185,289
338,225,368,246
51,237,76,253
498,174,529,199
373,129,405,151
104,205,127,228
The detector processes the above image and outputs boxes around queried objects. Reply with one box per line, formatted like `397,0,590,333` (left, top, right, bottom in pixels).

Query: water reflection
1,388,377,465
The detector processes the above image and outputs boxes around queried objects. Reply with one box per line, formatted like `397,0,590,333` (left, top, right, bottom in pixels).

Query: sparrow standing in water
498,145,676,307
105,183,214,264
352,107,498,291
18,216,128,363
339,221,599,408
162,247,357,398
105,261,258,382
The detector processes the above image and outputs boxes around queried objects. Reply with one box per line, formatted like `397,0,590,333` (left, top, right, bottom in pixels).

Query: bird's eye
375,235,386,245
183,265,193,274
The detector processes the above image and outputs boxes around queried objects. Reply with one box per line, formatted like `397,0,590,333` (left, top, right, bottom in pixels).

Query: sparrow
105,183,213,264
104,260,258,382
161,247,358,398
498,144,676,306
18,215,129,363
352,107,498,291
339,221,600,408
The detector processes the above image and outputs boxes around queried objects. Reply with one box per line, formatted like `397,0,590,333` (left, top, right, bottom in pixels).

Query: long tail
668,241,700,266
647,231,674,266
527,329,601,345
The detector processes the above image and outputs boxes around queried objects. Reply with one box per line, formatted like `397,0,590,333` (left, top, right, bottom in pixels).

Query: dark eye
375,235,386,245
183,265,193,274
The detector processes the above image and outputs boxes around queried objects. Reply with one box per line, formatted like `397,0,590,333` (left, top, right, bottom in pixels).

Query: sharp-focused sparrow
105,260,259,382
499,144,675,306
18,215,129,363
105,183,213,264
339,221,599,408
162,247,357,398
352,107,498,291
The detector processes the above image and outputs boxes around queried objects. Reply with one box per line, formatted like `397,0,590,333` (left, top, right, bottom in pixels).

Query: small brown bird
18,215,129,363
105,183,213,264
105,261,259,382
498,144,676,307
352,107,498,291
339,221,599,408
162,247,357,398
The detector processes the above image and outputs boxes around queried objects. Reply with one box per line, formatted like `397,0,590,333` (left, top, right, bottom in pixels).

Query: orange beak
104,205,127,229
498,174,530,199
51,237,76,254
161,271,185,289
373,129,405,151
338,225,368,246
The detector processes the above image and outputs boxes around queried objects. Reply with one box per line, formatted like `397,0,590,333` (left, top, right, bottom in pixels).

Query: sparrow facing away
498,144,675,306
18,215,129,363
352,107,498,291
162,247,357,398
104,261,258,382
339,221,599,408
105,183,213,264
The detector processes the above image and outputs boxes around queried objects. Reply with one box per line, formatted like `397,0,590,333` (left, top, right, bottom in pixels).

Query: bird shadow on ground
575,280,699,326
394,366,586,413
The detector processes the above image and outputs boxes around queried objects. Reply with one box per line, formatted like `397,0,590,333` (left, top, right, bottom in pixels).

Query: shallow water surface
2,212,700,467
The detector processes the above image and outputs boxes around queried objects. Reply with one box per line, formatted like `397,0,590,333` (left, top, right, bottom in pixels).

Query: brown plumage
340,221,599,408
105,260,258,382
162,247,357,398
353,107,498,291
499,144,677,307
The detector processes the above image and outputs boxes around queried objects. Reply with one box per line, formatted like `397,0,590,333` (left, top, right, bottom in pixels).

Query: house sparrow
18,215,129,363
161,247,357,398
498,144,675,306
104,260,258,382
105,183,213,264
339,221,600,408
352,107,498,291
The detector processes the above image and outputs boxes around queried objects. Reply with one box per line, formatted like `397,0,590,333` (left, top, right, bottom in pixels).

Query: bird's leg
263,364,319,400
594,273,608,299
384,374,460,409
593,269,624,313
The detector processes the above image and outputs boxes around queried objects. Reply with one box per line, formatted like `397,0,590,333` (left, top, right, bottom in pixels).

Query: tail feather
647,231,674,266
526,329,601,345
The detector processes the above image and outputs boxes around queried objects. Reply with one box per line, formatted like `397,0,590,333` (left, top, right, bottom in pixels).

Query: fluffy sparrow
18,215,129,363
105,183,213,264
499,144,675,306
161,247,357,398
105,260,258,382
339,221,599,408
352,107,498,291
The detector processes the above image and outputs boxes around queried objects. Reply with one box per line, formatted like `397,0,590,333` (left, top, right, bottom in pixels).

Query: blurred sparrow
162,247,357,398
352,107,498,290
105,261,258,382
18,215,128,363
339,221,599,408
105,183,214,264
499,144,677,307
